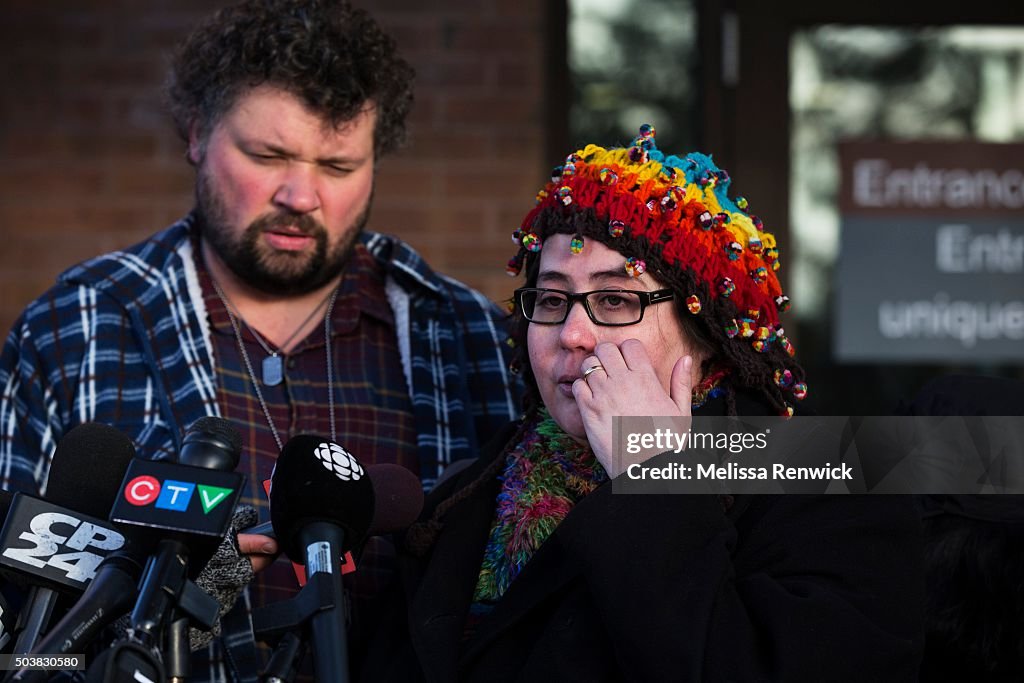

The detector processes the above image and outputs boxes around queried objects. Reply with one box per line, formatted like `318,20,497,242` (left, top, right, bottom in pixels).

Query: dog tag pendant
262,354,283,387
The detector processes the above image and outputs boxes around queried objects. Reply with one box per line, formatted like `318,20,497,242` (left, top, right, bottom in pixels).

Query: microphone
268,435,376,683
111,417,244,646
0,424,136,655
360,464,424,535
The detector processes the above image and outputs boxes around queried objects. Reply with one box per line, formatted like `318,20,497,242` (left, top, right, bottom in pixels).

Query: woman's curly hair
165,0,414,157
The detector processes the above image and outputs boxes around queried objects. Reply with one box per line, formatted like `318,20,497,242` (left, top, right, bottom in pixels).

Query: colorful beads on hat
718,277,735,298
777,334,796,357
748,236,763,254
561,162,577,178
775,295,791,313
698,170,717,189
698,211,714,231
750,267,768,284
724,319,739,338
569,234,584,254
624,257,646,277
522,232,542,252
645,197,658,211
638,123,656,139
550,166,563,184
506,253,524,277
738,319,756,338
686,294,701,314
735,196,749,211
752,340,769,353
726,242,743,261
628,146,649,164
774,369,794,388
713,212,730,229
751,215,764,232
535,189,548,205
792,382,808,401
599,167,618,185
782,404,795,418
660,186,684,212
662,166,677,183
557,186,573,206
511,228,523,245
717,169,730,183
608,219,625,238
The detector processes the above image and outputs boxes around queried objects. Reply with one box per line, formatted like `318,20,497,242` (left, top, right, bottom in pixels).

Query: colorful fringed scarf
472,408,606,604
472,368,728,606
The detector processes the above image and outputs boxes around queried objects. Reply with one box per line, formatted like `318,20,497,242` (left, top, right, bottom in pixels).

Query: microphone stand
86,539,219,683
259,631,306,683
251,562,348,682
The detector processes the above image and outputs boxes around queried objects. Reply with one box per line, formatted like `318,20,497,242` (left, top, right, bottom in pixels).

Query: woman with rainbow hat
360,127,924,682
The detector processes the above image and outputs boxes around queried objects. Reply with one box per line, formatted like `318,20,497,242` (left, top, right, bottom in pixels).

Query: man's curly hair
166,0,414,157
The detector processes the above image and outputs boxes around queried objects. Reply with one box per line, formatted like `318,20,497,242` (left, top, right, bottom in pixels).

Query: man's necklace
211,279,341,450
213,283,335,388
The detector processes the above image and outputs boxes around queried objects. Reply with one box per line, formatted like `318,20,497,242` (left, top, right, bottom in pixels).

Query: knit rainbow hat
507,125,806,412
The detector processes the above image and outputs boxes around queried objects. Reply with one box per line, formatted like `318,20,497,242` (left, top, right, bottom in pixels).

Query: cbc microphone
0,423,137,655
269,435,376,683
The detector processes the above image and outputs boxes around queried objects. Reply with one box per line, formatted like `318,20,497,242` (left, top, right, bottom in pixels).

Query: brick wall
0,0,550,339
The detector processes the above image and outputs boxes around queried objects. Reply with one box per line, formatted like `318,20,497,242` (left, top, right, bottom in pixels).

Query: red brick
441,94,540,127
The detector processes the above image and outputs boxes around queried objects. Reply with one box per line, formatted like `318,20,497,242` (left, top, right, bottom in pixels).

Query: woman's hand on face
572,339,693,477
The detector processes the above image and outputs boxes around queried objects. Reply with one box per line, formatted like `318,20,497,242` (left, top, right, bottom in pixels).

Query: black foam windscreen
364,464,424,534
45,423,138,517
269,435,375,561
181,416,242,470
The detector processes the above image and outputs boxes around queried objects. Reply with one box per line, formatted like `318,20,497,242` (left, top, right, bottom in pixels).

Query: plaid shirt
0,213,520,681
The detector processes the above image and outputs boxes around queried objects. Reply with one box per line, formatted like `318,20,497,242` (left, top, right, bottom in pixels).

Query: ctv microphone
269,435,376,683
111,417,244,648
0,423,137,655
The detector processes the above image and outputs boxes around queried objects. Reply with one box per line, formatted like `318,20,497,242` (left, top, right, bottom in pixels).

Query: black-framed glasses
514,287,676,326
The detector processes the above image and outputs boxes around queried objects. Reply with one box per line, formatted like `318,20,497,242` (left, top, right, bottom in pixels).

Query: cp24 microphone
268,435,376,683
0,423,137,655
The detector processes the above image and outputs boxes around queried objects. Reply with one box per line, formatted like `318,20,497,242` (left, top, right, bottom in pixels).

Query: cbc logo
123,476,233,514
315,442,364,481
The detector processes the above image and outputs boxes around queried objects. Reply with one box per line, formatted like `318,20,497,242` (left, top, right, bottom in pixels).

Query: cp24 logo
2,512,125,583
123,476,234,514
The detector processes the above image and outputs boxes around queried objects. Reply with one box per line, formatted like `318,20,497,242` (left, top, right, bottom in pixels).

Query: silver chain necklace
214,285,335,387
212,279,341,451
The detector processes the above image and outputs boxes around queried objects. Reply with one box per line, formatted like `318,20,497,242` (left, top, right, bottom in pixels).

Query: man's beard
194,167,371,296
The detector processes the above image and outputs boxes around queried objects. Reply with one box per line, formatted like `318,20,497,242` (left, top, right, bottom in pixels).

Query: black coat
360,394,925,682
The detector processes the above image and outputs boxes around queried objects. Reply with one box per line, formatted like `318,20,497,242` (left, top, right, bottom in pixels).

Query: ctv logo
123,476,233,514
